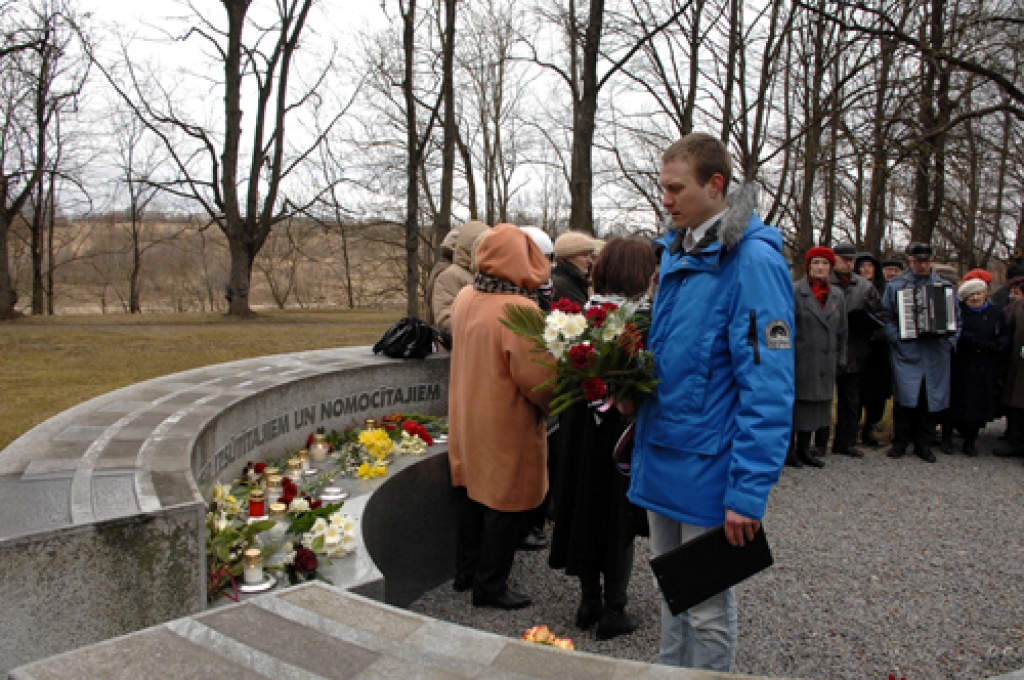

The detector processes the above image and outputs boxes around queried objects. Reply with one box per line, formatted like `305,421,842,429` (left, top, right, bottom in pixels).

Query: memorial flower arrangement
501,297,658,416
296,509,357,557
323,414,442,479
521,625,575,651
205,485,276,602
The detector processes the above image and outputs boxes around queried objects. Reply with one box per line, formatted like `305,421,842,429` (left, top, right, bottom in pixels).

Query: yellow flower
359,429,395,461
356,462,387,479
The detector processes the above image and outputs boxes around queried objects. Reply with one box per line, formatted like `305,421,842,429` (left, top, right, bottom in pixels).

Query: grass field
0,308,403,450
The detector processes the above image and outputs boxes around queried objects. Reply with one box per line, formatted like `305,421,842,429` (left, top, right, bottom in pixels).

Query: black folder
649,525,773,616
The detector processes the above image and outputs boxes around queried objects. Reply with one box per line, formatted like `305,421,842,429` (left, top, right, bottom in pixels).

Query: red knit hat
805,246,836,269
961,268,993,285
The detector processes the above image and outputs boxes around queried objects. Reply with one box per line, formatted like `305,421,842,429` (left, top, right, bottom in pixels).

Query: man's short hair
662,133,733,194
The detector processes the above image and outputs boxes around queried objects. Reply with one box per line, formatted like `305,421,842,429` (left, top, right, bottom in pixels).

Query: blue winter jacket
627,188,795,527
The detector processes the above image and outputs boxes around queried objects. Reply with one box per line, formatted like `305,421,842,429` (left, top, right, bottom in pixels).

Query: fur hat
440,227,461,250
833,242,857,258
881,258,904,270
957,278,987,301
961,268,993,285
520,226,554,256
554,231,599,259
805,246,836,269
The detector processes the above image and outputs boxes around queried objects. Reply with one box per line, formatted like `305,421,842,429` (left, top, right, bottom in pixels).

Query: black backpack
372,317,452,359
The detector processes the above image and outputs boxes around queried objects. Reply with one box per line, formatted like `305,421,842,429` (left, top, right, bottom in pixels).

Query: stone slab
277,585,425,642
198,605,381,678
52,426,109,442
9,627,270,680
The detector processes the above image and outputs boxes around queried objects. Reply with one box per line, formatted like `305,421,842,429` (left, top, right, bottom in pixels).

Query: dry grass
0,308,403,449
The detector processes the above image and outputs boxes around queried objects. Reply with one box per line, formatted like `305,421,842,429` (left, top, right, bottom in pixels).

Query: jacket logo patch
766,320,791,349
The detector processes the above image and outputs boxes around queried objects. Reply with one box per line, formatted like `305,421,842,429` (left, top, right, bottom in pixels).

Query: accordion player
896,283,958,339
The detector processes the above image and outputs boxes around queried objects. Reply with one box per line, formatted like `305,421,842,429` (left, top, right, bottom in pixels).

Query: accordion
896,284,957,339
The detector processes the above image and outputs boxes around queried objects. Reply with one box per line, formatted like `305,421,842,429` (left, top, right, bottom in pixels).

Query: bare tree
89,0,344,316
0,0,87,319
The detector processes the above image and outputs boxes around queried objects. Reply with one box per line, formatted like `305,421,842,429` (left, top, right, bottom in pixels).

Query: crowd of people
432,132,1023,674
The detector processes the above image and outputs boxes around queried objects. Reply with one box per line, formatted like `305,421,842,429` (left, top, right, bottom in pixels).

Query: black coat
551,261,590,306
829,270,883,373
952,301,1009,424
548,401,647,576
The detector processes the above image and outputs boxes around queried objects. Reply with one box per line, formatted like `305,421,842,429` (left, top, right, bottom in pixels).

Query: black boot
795,431,823,468
576,576,603,629
861,424,881,447
963,436,978,457
785,446,804,468
939,428,954,455
596,606,638,640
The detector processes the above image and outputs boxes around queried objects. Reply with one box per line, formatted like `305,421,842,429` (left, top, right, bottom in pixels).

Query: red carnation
253,462,267,474
551,298,582,314
582,377,608,402
310,499,322,509
601,302,619,312
618,323,644,354
279,492,295,506
306,433,314,448
402,420,434,445
586,306,609,328
294,547,318,575
568,342,596,369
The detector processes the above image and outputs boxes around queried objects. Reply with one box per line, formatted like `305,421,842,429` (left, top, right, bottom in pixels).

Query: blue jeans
648,511,737,672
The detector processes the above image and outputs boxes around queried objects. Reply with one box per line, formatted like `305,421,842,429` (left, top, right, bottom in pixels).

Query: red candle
249,489,266,518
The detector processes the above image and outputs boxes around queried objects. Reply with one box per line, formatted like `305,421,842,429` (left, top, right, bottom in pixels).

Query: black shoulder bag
372,317,452,359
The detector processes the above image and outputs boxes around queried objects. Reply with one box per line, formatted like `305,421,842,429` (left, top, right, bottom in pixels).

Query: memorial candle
265,475,283,500
297,449,310,471
242,548,263,584
248,489,266,518
309,433,330,462
286,458,302,482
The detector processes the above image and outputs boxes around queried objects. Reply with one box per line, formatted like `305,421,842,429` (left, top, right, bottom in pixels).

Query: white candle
243,549,263,584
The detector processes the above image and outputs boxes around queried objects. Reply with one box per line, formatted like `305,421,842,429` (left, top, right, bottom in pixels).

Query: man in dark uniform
822,242,883,457
882,243,959,462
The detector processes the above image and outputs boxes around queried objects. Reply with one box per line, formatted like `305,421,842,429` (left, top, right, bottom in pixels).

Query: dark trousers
893,382,934,447
455,490,527,600
579,542,635,611
862,397,887,429
834,372,861,450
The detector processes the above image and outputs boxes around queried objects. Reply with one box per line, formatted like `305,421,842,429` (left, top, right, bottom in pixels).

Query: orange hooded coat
448,223,556,512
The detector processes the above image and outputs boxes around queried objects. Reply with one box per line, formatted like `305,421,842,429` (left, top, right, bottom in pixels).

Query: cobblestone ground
411,421,1024,680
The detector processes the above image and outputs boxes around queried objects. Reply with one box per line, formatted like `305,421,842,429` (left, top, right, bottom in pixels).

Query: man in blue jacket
626,133,795,672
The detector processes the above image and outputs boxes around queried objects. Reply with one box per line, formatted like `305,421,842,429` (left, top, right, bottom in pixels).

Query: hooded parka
431,220,490,334
627,186,795,527
448,224,556,512
882,269,960,410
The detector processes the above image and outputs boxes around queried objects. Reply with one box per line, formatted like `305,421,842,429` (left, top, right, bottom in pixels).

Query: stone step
8,582,750,680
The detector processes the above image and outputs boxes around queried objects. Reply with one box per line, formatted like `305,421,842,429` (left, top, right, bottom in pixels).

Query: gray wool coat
882,269,960,411
793,278,848,401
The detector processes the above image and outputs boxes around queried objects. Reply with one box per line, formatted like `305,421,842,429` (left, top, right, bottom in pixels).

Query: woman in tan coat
448,222,555,610
431,220,490,334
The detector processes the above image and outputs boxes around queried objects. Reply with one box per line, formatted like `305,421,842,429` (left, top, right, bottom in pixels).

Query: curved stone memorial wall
0,347,453,674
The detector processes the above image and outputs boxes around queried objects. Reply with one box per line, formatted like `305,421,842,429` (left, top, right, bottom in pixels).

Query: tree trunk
0,215,16,318
568,0,604,237
433,0,456,253
227,235,254,316
403,0,420,317
31,181,45,315
720,0,739,144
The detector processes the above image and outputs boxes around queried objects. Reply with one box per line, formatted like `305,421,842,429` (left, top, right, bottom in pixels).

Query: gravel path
410,425,1024,679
